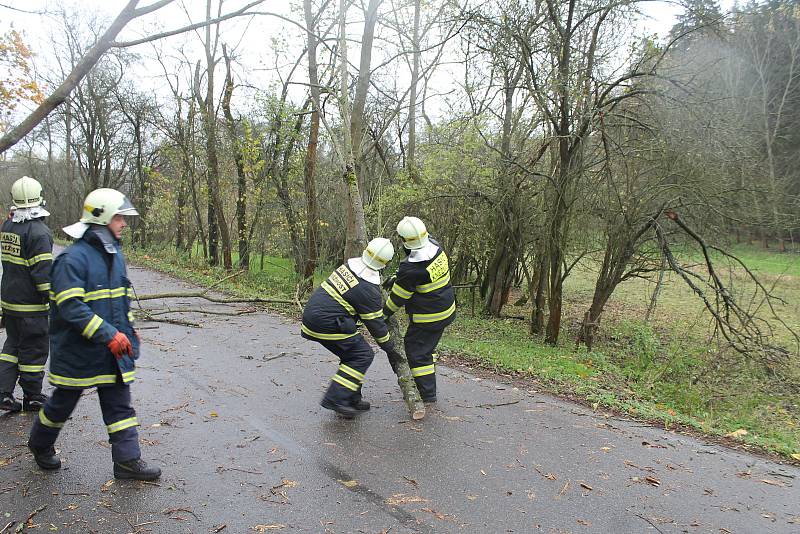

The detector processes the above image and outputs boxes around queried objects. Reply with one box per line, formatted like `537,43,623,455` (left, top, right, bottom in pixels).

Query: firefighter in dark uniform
383,217,455,403
28,188,160,481
302,237,400,418
0,176,53,413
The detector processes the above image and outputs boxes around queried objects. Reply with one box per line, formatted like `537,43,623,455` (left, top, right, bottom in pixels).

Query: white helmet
63,188,138,238
11,176,43,208
396,216,429,250
362,237,394,270
80,188,138,225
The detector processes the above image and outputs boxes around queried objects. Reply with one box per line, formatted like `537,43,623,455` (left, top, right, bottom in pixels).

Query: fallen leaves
630,476,661,487
251,525,285,532
100,480,114,492
791,453,800,461
338,479,358,488
384,494,428,505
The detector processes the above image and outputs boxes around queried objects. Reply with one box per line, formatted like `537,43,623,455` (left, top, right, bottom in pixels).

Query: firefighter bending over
302,238,400,418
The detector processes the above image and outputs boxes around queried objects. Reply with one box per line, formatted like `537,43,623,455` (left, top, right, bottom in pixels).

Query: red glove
107,332,133,360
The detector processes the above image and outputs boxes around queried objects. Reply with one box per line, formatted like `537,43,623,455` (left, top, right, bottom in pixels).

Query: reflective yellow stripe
321,281,356,315
18,364,45,373
391,284,413,299
411,364,435,377
0,300,49,312
39,410,64,429
36,282,51,291
360,310,383,320
49,373,118,388
2,255,28,266
301,324,358,341
107,417,138,433
28,253,53,265
331,374,359,391
375,333,390,343
54,287,86,304
417,273,451,293
386,297,401,313
127,311,135,322
121,371,135,383
339,364,365,382
84,287,127,302
81,315,103,338
0,353,19,364
411,302,456,324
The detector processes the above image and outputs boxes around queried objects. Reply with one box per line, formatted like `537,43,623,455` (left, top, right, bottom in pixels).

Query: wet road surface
1,262,798,533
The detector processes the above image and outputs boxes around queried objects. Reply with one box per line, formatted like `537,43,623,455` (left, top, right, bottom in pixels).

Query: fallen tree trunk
383,314,426,420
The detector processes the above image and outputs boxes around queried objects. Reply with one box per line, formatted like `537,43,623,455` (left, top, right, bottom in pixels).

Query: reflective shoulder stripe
411,302,456,324
360,310,383,320
331,374,359,391
416,272,451,293
0,353,19,364
18,364,46,373
81,315,103,338
375,333,390,344
84,287,128,302
39,410,64,429
321,281,356,315
0,300,49,312
49,373,119,388
107,416,138,433
54,287,86,304
391,284,413,299
28,253,53,265
301,324,358,341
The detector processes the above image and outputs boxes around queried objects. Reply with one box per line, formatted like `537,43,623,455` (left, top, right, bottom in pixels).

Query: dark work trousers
0,315,48,398
319,334,375,406
29,382,141,462
404,323,445,400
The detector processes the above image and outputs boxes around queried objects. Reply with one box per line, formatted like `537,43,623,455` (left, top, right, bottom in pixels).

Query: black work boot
422,396,437,404
0,393,21,413
320,397,358,419
352,398,371,411
114,458,162,481
28,441,61,470
23,394,47,413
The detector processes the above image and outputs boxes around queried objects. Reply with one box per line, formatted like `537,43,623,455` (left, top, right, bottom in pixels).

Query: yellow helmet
396,216,429,250
11,176,43,208
362,237,394,270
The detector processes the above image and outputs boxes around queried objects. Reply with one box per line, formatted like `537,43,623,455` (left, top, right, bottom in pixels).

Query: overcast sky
1,0,736,126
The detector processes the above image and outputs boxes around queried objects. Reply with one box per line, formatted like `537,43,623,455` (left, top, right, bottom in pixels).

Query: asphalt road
1,261,798,534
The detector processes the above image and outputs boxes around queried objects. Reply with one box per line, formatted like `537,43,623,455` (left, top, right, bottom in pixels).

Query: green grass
125,241,800,458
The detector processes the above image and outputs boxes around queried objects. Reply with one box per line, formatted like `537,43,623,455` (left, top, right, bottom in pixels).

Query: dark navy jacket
301,259,391,348
48,227,139,389
384,239,456,330
0,217,53,317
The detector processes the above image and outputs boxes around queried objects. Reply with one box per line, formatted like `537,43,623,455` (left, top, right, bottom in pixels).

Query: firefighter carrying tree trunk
302,238,401,418
0,176,53,413
28,188,160,481
383,217,456,403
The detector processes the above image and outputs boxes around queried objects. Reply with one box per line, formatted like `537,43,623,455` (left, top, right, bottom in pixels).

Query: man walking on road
302,237,401,418
28,188,161,481
383,217,456,403
0,176,53,413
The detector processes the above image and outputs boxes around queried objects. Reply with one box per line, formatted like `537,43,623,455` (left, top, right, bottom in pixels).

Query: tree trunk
302,0,322,293
406,0,421,183
221,48,249,270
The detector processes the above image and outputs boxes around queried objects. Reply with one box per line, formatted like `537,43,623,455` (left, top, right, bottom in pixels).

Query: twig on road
636,514,668,534
454,400,521,409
